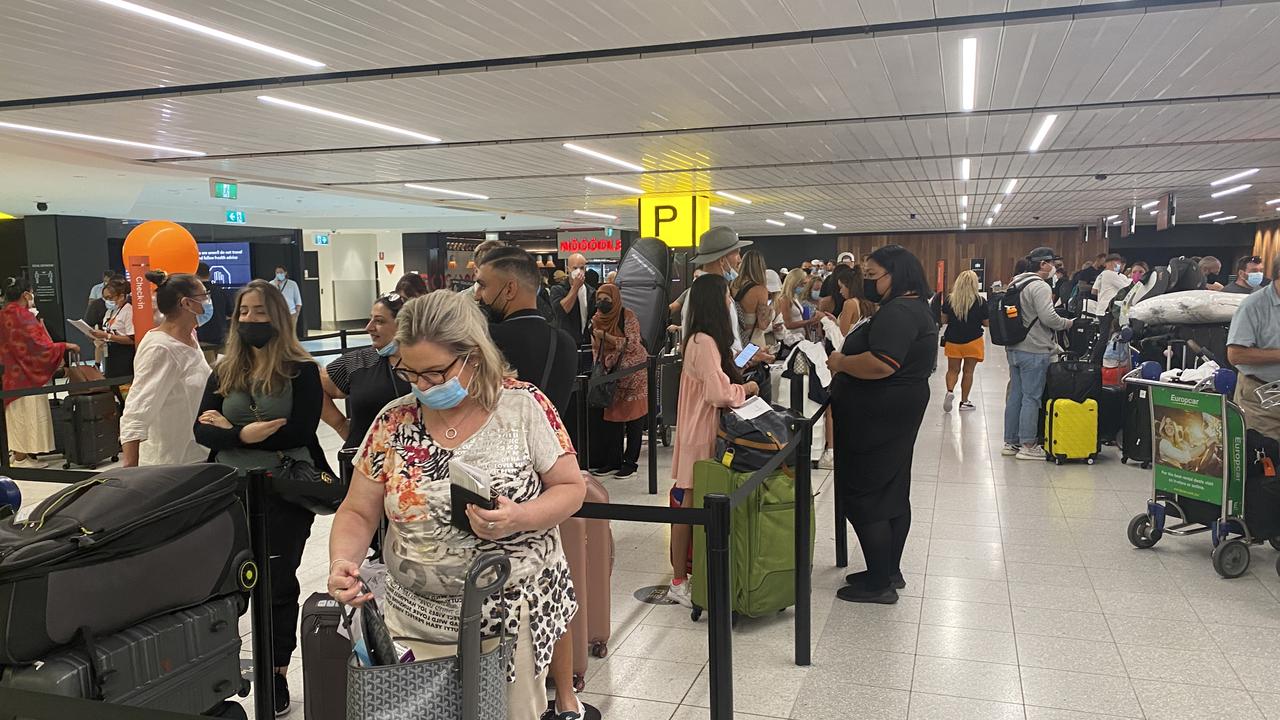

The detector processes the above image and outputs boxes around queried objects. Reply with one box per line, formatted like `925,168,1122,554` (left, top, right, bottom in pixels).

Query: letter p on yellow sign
639,193,710,248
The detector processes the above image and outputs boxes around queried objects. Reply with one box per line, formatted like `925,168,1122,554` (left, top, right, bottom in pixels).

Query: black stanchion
646,355,658,495
704,493,734,720
244,470,276,720
793,418,812,667
574,374,590,471
834,482,848,568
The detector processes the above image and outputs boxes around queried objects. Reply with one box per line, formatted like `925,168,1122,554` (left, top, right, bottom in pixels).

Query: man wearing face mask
195,262,233,364
549,252,596,357
1223,255,1265,295
1092,253,1130,315
1199,256,1225,291
1002,247,1074,460
682,226,753,350
270,265,303,338
1227,254,1280,439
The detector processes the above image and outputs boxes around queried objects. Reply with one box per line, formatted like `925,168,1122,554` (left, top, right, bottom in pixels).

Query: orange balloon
122,220,199,274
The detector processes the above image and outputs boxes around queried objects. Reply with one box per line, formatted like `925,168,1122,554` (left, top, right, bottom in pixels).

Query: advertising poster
198,242,252,286
1150,386,1244,512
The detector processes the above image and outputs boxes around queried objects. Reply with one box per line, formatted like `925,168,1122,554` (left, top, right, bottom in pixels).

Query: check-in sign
639,193,710,248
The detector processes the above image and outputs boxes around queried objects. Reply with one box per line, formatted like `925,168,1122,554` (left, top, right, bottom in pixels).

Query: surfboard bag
616,236,672,354
0,464,253,664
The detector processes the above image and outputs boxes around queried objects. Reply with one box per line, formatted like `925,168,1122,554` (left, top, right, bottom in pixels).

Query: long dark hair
683,273,742,383
868,245,930,301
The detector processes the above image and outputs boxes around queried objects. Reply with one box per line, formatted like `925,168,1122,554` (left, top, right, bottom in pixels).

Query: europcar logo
1170,395,1199,407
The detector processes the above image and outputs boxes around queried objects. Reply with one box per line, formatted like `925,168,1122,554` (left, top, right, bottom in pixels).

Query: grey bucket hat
692,226,753,265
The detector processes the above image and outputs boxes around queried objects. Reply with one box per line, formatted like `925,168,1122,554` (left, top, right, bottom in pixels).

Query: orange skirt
944,337,985,361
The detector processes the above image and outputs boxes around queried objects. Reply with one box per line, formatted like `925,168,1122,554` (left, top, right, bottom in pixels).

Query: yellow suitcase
1045,398,1100,465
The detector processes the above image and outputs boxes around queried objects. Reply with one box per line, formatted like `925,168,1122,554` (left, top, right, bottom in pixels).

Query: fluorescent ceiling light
960,212,968,222
1265,198,1280,205
822,223,836,229
992,203,1002,214
960,195,968,207
715,191,752,204
1105,214,1119,220
960,223,967,230
1111,220,1123,225
1149,210,1159,215
0,120,205,156
1028,114,1058,152
584,176,644,194
1210,183,1251,198
562,143,645,172
403,183,489,200
1140,200,1159,209
709,206,735,215
783,212,805,220
1198,211,1223,219
960,158,971,181
1210,168,1258,186
803,228,818,234
93,0,324,67
1213,215,1238,223
1004,179,1017,195
573,209,617,220
985,217,994,225
259,96,440,142
960,37,977,112
765,219,785,227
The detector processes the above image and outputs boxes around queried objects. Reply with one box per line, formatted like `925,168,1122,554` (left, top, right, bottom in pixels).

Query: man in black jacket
195,262,233,363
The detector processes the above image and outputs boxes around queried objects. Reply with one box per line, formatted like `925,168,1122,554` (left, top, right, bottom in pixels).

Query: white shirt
119,331,211,466
576,282,589,331
1094,268,1130,315
274,278,303,314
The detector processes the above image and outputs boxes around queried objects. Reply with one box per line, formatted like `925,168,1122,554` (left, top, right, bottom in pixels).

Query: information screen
198,242,252,286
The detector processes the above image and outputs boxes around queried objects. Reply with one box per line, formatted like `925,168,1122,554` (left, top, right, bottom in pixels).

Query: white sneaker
10,457,47,469
1016,445,1047,461
817,449,834,470
666,580,693,608
1001,444,1020,456
943,391,955,412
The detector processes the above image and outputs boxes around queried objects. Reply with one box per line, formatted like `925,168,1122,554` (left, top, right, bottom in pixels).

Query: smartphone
734,343,760,368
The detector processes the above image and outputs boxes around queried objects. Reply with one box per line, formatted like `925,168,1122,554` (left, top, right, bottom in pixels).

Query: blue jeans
1004,349,1053,446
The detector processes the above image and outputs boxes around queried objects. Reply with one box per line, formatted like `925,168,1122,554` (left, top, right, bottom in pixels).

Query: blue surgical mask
376,339,399,357
1247,271,1264,288
412,376,469,410
810,290,821,301
723,267,738,284
104,299,117,311
195,298,214,327
1114,263,1123,273
275,272,286,282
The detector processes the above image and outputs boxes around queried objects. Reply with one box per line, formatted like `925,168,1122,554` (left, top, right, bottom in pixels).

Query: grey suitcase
50,392,120,469
0,595,248,715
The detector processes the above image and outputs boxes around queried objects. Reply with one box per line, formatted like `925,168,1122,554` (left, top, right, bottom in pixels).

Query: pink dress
671,333,748,489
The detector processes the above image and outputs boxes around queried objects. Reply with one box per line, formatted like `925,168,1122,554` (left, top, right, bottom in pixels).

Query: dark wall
0,219,27,281
741,234,839,271
1108,223,1256,278
402,232,449,290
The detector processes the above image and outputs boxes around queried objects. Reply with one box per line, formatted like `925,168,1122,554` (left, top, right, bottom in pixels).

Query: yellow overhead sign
639,193,710,248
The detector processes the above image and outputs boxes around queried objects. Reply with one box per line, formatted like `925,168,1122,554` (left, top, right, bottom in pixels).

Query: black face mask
477,286,510,323
597,300,614,315
863,277,885,304
237,321,277,349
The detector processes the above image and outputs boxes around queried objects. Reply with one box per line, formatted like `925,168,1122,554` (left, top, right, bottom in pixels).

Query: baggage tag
720,448,735,468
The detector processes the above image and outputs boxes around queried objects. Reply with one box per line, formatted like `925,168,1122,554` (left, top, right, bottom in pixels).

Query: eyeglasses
392,354,466,386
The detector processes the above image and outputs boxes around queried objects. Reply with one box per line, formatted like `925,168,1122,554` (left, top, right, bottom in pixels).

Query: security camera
1094,174,1107,181
500,214,507,221
34,201,48,212
909,212,917,220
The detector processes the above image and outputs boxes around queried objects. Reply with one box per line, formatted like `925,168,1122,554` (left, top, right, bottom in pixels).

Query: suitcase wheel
1141,462,1151,470
62,461,71,469
1086,457,1095,465
690,605,703,622
1054,457,1063,466
1121,456,1128,465
590,641,608,659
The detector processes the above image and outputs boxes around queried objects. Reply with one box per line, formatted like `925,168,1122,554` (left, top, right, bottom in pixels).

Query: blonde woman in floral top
328,291,585,720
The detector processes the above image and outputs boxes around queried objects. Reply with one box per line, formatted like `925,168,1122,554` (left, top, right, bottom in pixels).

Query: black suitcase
50,391,120,469
300,592,349,720
0,595,247,715
1098,385,1124,445
1120,382,1152,468
1066,316,1101,359
0,464,255,664
1045,358,1102,404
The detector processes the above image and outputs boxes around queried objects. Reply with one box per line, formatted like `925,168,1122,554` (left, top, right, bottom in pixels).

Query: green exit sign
225,210,247,224
210,178,238,200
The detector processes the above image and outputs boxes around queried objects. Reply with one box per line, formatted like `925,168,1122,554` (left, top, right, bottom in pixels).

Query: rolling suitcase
1044,398,1100,465
50,392,120,469
1045,358,1102,404
1120,382,1153,468
558,474,614,689
689,459,815,620
1098,385,1124,445
0,464,254,664
0,594,247,715
300,593,349,720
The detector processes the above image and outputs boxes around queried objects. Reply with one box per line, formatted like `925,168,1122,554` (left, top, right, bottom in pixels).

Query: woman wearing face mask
589,284,649,479
0,277,79,469
90,277,136,377
774,268,827,351
327,292,584,720
826,245,937,604
320,293,408,450
192,279,329,717
118,271,212,467
730,251,773,349
1129,261,1149,284
1093,253,1130,316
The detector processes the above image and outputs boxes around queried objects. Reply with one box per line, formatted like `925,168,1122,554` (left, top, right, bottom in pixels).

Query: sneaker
666,579,693,608
1016,445,1047,461
943,391,955,412
589,466,618,478
817,449,834,470
1001,444,1020,456
958,400,975,411
554,694,585,720
273,671,290,716
10,456,47,469
835,584,898,604
844,570,906,590
614,465,637,480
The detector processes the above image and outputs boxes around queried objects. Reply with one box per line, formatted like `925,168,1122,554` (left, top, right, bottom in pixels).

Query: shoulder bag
587,322,629,409
249,400,347,515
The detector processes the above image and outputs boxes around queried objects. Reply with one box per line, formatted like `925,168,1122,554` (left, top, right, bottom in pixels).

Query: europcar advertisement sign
1150,386,1244,512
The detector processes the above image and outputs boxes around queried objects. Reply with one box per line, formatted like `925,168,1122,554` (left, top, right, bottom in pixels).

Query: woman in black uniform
826,245,937,604
321,293,409,452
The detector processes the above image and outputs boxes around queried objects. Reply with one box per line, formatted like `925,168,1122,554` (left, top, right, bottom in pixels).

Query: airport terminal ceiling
1,0,1279,234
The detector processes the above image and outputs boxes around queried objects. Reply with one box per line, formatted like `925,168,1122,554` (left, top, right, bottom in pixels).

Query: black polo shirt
489,309,577,416
836,295,938,385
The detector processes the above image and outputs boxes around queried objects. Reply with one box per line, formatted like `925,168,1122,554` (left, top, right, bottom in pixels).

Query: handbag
346,554,514,720
63,349,110,395
587,331,629,409
249,400,347,515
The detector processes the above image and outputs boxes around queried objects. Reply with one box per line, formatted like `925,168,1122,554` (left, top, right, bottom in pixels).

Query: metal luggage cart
1124,368,1265,578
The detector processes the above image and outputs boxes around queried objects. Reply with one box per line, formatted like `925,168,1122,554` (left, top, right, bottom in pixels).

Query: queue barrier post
646,355,659,495
793,416,812,667
0,366,10,471
245,469,277,720
575,374,591,471
703,492,734,720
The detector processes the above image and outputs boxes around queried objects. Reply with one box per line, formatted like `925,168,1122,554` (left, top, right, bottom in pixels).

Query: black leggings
850,509,912,591
266,495,315,667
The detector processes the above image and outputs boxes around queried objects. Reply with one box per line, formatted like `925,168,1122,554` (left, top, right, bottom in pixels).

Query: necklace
432,399,481,440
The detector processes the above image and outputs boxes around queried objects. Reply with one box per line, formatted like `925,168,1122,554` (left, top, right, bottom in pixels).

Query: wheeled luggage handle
460,554,510,720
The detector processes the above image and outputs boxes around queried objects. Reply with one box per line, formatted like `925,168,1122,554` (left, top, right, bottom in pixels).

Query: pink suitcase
559,475,614,689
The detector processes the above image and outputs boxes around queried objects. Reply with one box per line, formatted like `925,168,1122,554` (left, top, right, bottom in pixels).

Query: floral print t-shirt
354,379,577,677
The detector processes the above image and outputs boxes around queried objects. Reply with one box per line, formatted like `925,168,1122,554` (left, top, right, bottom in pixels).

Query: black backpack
989,277,1044,347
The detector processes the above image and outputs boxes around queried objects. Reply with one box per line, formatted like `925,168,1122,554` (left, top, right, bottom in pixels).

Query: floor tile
579,694,679,720
1094,588,1199,621
1252,692,1280,720
1007,581,1101,612
907,692,1026,720
1012,607,1113,642
809,645,915,691
911,655,1023,704
919,598,1014,632
1204,624,1280,660
789,679,910,720
1019,667,1143,717
1015,635,1126,676
1104,615,1213,651
1131,680,1263,720
921,575,1009,604
1117,645,1242,689
1226,656,1280,694
915,624,1018,665
581,655,702,703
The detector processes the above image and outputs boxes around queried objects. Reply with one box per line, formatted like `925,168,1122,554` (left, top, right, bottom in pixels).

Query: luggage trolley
1124,368,1263,578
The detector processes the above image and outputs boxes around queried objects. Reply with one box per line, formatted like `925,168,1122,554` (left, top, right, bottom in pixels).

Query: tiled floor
11,341,1280,719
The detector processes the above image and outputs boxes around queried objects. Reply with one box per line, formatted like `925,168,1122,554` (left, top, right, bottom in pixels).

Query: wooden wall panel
1255,221,1280,272
835,228,1093,289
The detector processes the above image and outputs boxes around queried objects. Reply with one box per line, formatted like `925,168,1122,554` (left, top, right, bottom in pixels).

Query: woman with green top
192,279,330,717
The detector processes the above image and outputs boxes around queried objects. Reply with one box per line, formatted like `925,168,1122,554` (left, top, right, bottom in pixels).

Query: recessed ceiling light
1210,183,1251,198
822,223,836,229
960,158,971,181
709,206,735,215
765,219,785,227
960,212,968,222
960,195,968,207
1004,179,1017,195
93,0,324,67
715,191,752,204
1265,198,1280,205
403,183,489,200
985,217,994,225
1198,211,1223,219
1140,200,1159,209
562,143,645,172
1210,168,1258,186
960,37,977,112
1212,215,1238,223
1028,113,1058,152
992,203,1002,214
573,209,617,220
0,120,205,156
783,212,805,220
1105,214,1119,220
803,228,818,234
584,176,644,194
960,222,967,230
259,96,440,142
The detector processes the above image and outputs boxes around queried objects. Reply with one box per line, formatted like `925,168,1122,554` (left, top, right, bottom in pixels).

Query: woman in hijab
589,283,649,479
